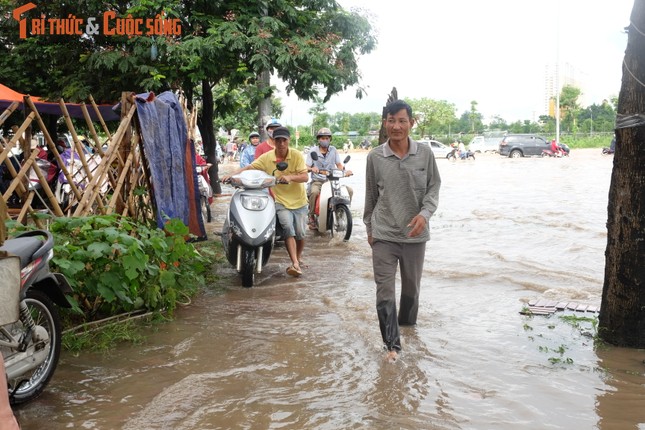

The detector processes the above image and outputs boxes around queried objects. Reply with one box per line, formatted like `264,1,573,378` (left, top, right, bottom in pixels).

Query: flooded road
15,149,645,429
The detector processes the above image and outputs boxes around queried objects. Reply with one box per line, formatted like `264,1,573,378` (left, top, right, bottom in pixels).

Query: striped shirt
363,139,441,243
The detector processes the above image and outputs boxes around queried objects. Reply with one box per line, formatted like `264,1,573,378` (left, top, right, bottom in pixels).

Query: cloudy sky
278,0,633,126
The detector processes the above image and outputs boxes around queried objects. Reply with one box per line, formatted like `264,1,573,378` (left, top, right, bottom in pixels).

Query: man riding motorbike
305,128,353,230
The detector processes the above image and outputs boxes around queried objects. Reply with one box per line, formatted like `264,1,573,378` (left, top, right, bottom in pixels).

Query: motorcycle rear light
241,195,269,211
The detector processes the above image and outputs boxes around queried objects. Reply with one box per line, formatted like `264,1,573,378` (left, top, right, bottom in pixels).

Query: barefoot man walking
363,100,441,362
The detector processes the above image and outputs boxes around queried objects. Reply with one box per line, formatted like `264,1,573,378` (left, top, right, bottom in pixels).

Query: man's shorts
275,203,307,240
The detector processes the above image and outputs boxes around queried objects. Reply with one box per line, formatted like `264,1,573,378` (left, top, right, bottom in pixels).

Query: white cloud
279,0,632,127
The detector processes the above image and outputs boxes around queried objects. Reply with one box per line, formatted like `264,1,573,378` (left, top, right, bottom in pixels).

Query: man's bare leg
285,237,301,271
296,239,305,264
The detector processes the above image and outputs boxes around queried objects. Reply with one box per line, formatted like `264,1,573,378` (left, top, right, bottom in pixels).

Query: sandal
286,265,302,277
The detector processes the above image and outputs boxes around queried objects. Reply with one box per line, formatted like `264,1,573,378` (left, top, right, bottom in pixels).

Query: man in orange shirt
254,119,282,159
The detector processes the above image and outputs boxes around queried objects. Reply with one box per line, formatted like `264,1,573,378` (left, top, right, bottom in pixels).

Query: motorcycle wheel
5,290,62,405
331,204,352,241
241,247,255,288
201,195,212,223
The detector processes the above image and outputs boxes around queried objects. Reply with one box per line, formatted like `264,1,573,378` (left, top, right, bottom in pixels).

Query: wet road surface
14,149,645,429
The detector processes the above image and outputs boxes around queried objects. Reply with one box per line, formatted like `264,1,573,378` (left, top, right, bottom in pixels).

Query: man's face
267,127,279,138
250,137,260,145
274,137,290,149
317,136,331,148
384,108,414,141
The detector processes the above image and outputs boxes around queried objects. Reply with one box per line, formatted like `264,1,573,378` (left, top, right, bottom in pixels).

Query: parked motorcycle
196,163,213,223
221,162,287,287
0,229,72,405
308,153,353,241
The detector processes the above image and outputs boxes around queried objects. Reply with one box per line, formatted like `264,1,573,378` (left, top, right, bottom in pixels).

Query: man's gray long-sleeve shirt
363,139,441,243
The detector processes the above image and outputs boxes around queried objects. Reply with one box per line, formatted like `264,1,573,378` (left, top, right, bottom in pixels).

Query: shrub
46,215,208,321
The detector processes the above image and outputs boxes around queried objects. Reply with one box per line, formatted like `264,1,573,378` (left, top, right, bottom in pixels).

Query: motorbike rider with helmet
240,131,261,168
254,118,282,160
305,127,353,229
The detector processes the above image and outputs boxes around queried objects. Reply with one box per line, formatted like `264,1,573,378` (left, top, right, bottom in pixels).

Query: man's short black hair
384,100,413,120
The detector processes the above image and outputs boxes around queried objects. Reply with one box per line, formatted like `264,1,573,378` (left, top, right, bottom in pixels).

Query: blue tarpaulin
135,91,206,239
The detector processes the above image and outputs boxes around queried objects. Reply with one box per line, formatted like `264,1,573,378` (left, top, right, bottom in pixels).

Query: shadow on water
14,149,645,429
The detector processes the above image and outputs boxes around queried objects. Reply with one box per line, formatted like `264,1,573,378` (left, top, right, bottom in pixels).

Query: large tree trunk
197,79,222,196
258,70,272,141
598,0,645,347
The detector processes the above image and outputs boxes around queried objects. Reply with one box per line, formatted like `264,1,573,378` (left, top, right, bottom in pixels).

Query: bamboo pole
80,103,106,156
3,149,40,200
1,156,29,199
0,101,19,127
29,153,64,216
80,103,125,211
0,112,35,167
88,96,126,168
16,191,33,224
75,100,136,215
73,101,137,216
58,99,107,211
88,95,113,141
106,149,135,214
23,96,84,202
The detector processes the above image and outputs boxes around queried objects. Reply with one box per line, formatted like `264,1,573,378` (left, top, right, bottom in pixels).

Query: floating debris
520,299,600,316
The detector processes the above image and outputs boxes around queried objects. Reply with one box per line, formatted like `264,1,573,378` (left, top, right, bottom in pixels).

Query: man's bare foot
385,350,398,363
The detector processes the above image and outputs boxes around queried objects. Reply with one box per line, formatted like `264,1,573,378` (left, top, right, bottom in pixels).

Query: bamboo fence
0,92,156,227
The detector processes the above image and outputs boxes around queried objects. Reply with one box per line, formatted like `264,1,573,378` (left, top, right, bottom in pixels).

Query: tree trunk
598,0,645,347
197,79,221,196
258,70,272,141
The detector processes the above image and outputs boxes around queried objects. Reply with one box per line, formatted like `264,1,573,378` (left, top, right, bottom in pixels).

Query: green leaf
87,242,112,258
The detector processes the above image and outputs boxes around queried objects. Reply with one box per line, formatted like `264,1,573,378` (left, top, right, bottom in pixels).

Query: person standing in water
363,100,441,362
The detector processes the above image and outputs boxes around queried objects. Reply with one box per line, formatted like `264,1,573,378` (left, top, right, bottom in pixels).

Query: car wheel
510,149,522,158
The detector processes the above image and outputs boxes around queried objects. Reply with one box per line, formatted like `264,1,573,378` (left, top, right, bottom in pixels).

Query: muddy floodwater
15,149,645,429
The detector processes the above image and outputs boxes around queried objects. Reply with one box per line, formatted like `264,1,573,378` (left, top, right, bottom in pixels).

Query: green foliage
406,98,458,137
45,215,208,320
62,319,146,353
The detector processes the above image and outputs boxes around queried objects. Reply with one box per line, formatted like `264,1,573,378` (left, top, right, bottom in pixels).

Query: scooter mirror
276,161,288,171
343,155,350,164
310,152,319,161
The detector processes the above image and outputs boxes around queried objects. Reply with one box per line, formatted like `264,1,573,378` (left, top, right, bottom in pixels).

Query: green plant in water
62,319,146,353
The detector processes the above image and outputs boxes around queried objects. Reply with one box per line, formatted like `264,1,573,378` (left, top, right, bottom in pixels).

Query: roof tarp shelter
0,83,120,122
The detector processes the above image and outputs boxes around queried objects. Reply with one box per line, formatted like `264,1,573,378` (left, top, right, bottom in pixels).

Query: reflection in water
14,150,645,429
595,347,645,430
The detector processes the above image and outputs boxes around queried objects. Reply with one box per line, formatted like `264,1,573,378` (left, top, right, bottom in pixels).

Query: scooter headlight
241,194,269,211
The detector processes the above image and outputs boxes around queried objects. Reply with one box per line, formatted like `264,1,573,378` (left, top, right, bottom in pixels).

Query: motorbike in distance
541,143,570,157
0,229,72,405
221,162,288,287
308,152,353,241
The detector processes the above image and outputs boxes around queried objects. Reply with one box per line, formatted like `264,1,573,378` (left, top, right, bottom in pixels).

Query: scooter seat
0,237,43,267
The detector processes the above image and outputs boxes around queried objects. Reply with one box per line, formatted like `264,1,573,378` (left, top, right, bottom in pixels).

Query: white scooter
221,162,287,287
308,153,353,241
